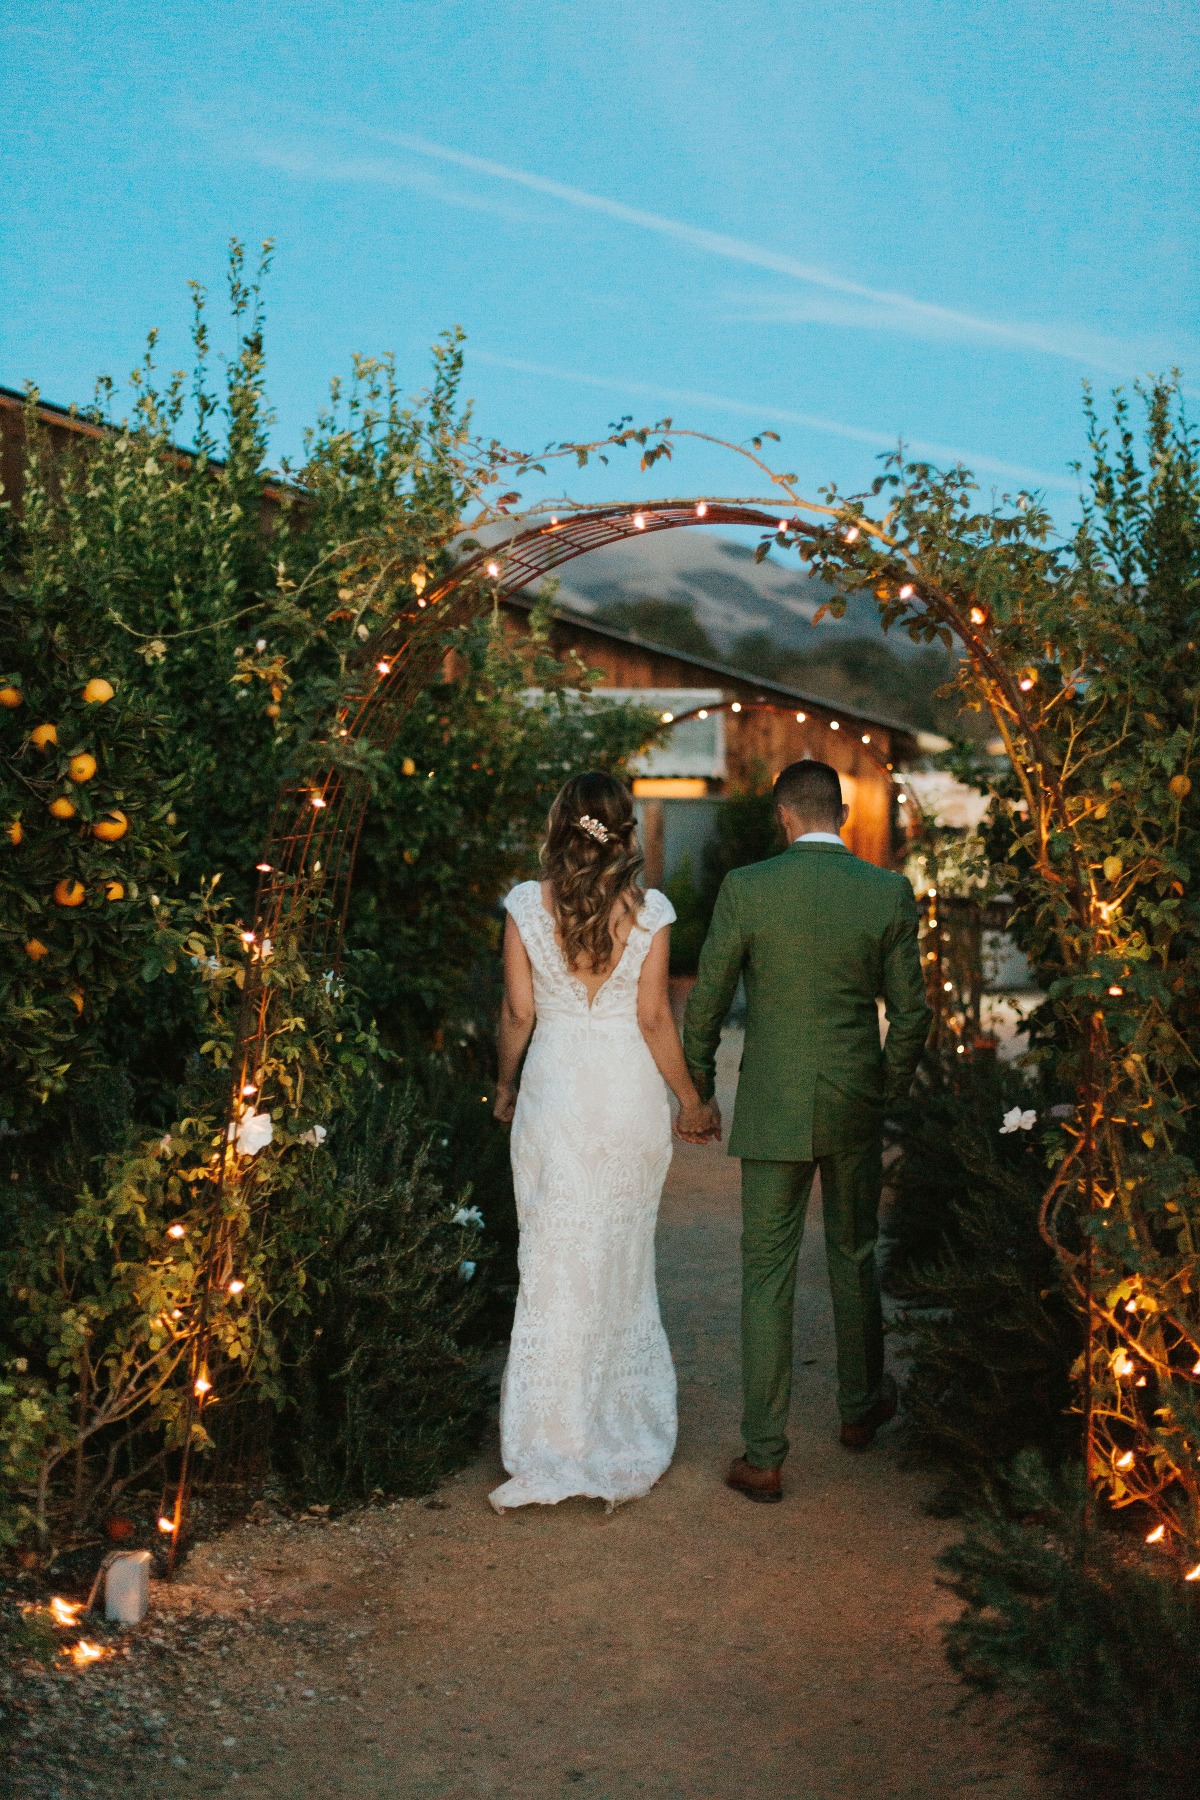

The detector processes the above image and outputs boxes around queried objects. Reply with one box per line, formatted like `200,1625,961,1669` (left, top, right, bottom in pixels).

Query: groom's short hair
773,759,843,823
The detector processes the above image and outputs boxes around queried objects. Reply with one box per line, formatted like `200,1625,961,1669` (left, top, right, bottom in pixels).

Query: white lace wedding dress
490,881,679,1512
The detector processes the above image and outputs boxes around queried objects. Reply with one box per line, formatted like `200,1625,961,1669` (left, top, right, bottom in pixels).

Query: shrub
943,1453,1200,1800
273,1084,491,1503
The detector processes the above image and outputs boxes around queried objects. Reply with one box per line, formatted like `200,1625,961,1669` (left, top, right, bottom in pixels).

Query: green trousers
740,1139,885,1469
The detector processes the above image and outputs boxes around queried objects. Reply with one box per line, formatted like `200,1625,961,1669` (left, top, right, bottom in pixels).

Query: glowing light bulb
167,1223,186,1240
1108,985,1124,997
241,930,256,945
698,709,708,720
1192,1358,1200,1376
1115,1451,1135,1469
633,513,646,530
228,1278,245,1295
970,606,986,625
1146,1524,1166,1544
830,720,840,731
550,515,559,526
696,502,708,518
256,862,272,873
376,662,392,676
1113,1354,1134,1377
796,712,807,723
943,981,953,992
956,1044,966,1055
311,794,326,809
158,1515,176,1534
777,520,789,535
862,734,871,744
49,1597,84,1626
897,794,907,805
69,1641,106,1666
844,527,859,543
731,702,742,713
241,1083,257,1098
661,711,674,724
1186,1563,1200,1581
899,584,914,599
194,1374,212,1397
929,888,938,897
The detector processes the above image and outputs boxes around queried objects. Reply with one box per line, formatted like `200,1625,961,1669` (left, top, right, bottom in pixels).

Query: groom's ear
838,802,850,828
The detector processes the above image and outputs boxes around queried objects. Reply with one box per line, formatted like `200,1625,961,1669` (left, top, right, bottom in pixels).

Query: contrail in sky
471,351,1077,492
364,130,1152,376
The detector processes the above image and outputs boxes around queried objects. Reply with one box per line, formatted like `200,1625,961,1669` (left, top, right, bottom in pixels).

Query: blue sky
2,0,1197,525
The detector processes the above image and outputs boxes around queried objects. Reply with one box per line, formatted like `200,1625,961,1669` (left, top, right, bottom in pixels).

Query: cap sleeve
640,889,677,934
503,880,537,924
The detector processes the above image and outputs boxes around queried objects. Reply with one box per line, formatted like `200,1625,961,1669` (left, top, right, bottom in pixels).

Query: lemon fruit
54,879,85,907
83,678,115,705
0,685,22,708
92,809,128,841
68,752,97,783
49,796,77,820
30,722,58,750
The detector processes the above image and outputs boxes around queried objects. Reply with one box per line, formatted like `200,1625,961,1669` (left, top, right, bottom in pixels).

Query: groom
682,759,931,1502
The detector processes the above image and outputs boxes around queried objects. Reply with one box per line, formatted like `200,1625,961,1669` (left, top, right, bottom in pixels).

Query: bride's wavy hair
541,771,644,971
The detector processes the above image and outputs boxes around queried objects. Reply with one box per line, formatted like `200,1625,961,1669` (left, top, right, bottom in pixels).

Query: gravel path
10,1034,1047,1799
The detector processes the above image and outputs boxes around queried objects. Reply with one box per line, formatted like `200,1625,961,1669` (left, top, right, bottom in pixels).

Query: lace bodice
503,881,677,1021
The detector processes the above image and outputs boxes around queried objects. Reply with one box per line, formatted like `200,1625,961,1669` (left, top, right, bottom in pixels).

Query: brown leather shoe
839,1373,900,1450
726,1456,783,1503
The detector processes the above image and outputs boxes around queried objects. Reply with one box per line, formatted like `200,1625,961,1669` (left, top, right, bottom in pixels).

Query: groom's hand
675,1097,721,1143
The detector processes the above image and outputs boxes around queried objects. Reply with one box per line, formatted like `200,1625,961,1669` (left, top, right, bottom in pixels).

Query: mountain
534,528,905,659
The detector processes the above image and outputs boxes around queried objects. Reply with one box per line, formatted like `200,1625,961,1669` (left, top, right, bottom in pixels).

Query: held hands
675,1095,721,1144
493,1082,517,1125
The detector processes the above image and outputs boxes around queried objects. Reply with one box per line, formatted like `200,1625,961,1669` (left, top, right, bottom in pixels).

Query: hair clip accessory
577,813,611,844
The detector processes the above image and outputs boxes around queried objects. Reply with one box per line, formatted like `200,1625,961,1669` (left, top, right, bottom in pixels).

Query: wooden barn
502,591,918,883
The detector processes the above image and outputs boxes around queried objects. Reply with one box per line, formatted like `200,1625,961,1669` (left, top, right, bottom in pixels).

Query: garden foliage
0,248,658,1546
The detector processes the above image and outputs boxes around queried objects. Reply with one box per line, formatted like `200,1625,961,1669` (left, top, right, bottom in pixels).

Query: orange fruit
54,879,85,907
49,796,77,820
68,752,97,783
104,879,125,902
7,820,22,846
265,703,281,719
0,685,22,708
24,938,48,960
92,809,128,841
1169,774,1192,800
30,722,58,750
82,678,114,704
70,989,85,1014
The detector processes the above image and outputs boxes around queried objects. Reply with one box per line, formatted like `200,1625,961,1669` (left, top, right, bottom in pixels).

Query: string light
844,527,859,543
256,862,272,873
1186,1564,1200,1582
241,1082,257,1098
899,584,914,600
1146,1524,1166,1544
830,721,840,731
486,561,500,578
158,1515,176,1534
970,606,987,625
68,1641,108,1667
310,794,326,809
698,709,708,720
193,1374,212,1397
796,711,806,723
376,662,392,676
227,1278,245,1295
1108,985,1124,997
1113,1353,1135,1377
633,513,646,530
862,733,871,744
549,515,559,526
167,1223,186,1240
731,702,742,713
695,502,708,518
943,981,953,992
240,930,256,945
49,1597,84,1626
1115,1451,1135,1470
661,711,674,724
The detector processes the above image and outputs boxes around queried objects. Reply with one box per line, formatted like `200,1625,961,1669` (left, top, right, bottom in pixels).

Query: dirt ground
13,1034,1048,1800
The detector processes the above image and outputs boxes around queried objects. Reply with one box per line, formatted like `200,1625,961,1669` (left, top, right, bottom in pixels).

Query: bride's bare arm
495,915,535,1123
636,928,721,1142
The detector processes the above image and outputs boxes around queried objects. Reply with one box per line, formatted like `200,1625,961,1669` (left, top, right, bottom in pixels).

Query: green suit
682,840,931,1462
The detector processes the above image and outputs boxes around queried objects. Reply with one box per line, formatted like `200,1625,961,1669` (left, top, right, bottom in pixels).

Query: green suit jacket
682,841,932,1161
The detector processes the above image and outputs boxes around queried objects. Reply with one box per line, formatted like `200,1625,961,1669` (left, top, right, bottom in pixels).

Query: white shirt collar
793,831,846,845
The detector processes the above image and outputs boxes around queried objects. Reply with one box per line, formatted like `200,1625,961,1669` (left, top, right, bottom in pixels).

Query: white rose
298,1125,328,1147
235,1111,274,1157
452,1205,484,1230
999,1106,1037,1134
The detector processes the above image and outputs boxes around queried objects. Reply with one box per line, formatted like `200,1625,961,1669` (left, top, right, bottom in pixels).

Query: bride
490,771,718,1512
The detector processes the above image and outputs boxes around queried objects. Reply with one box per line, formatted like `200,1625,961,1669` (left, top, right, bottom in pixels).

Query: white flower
256,637,267,652
158,1133,173,1154
235,1111,274,1157
999,1106,1037,1134
459,1260,477,1282
298,1124,327,1147
452,1205,484,1230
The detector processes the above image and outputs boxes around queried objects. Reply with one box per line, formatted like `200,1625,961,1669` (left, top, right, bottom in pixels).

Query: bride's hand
493,1082,517,1124
675,1096,720,1143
